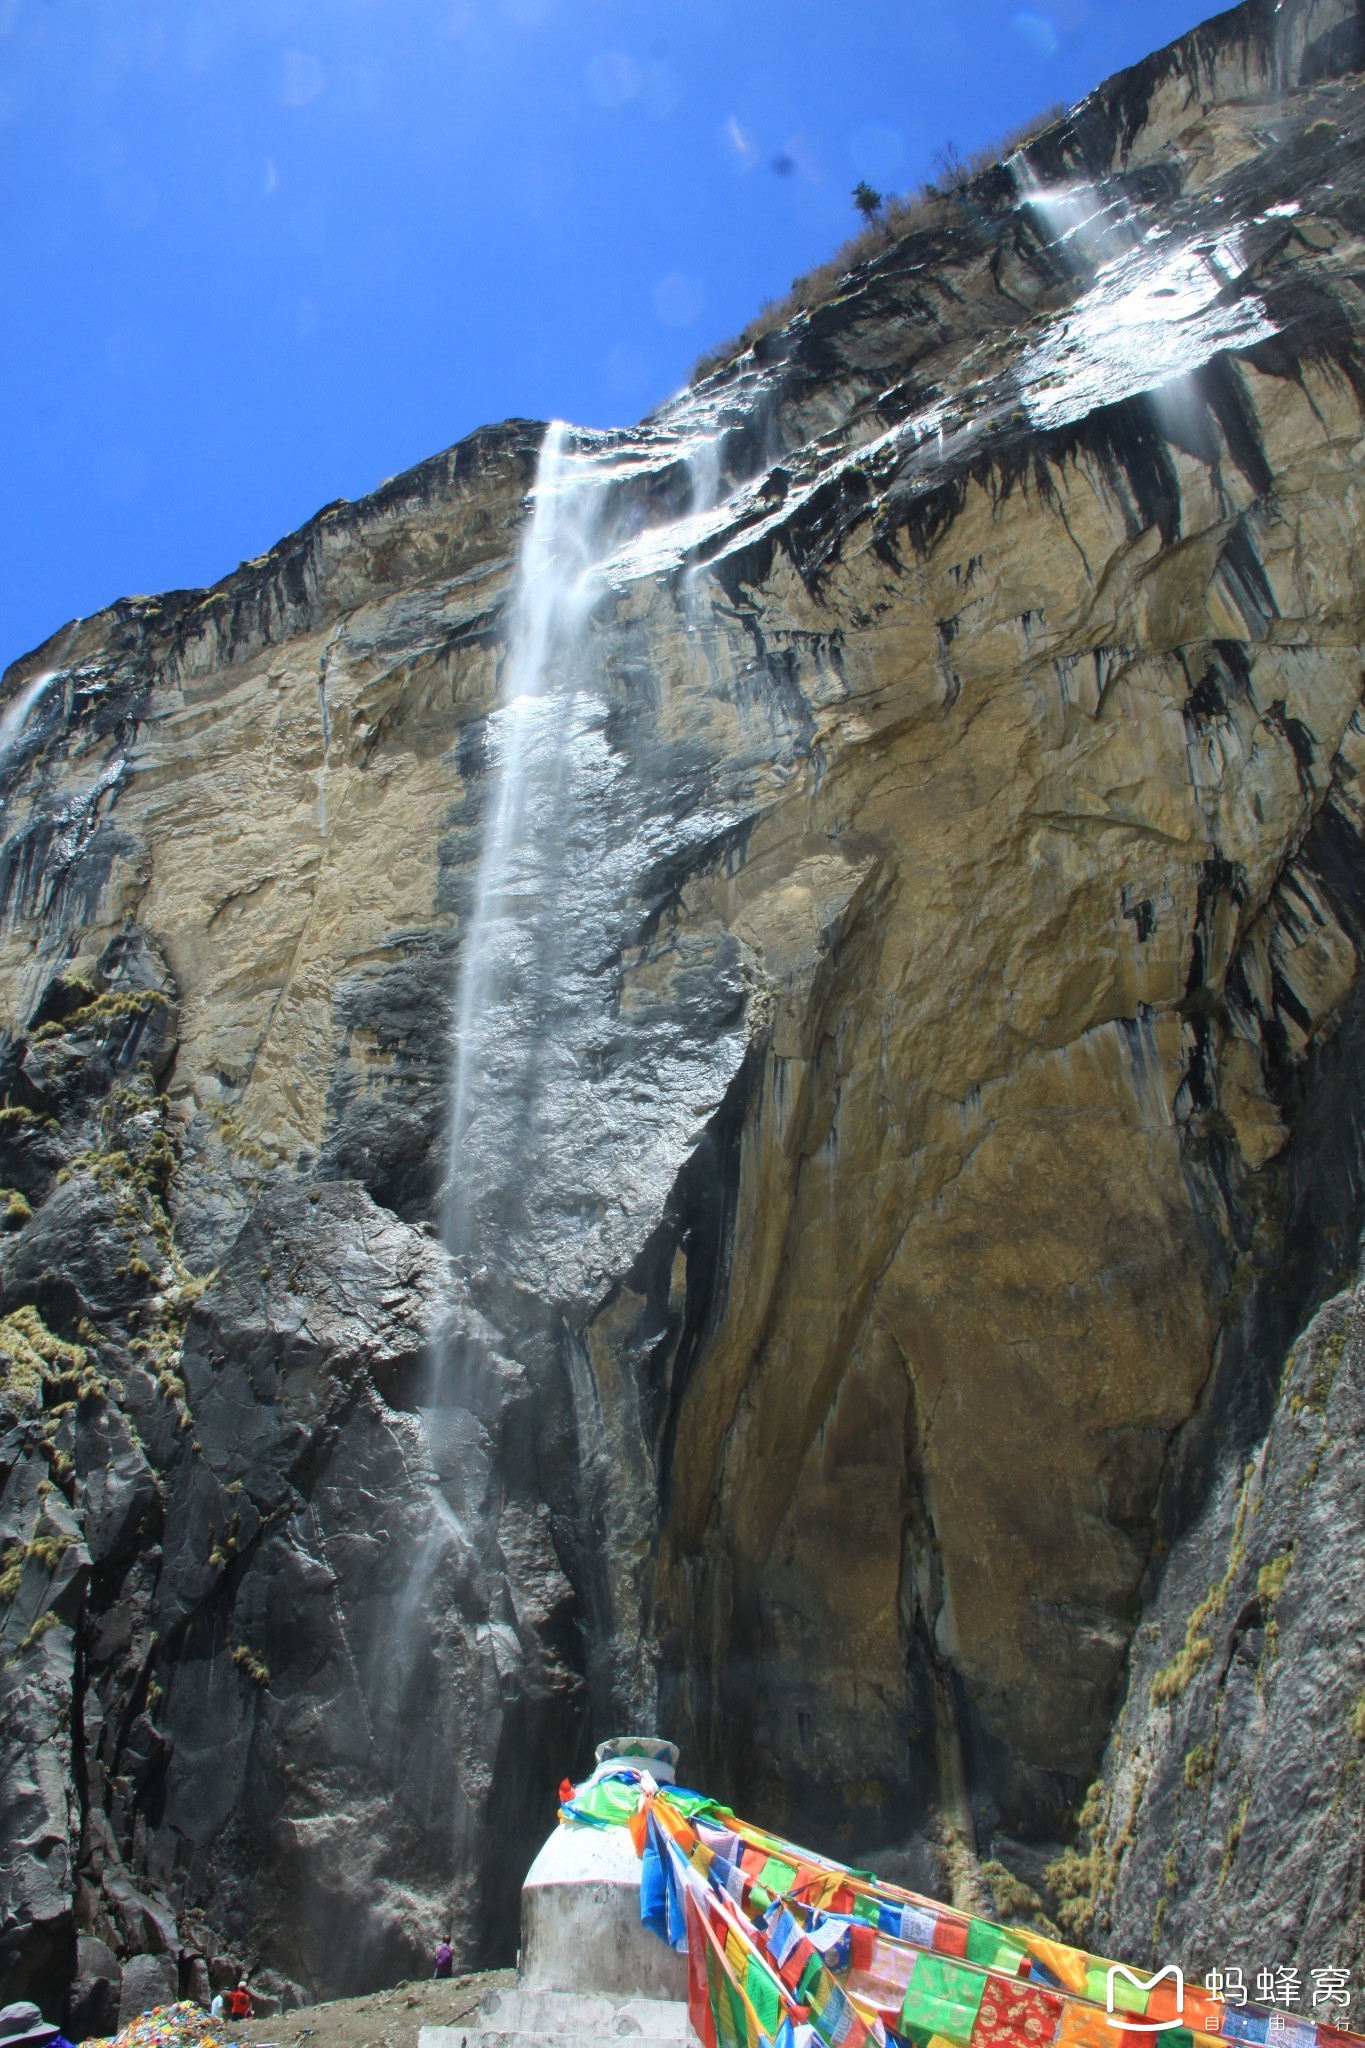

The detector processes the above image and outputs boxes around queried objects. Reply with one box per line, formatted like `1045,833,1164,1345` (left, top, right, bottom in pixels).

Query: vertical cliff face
3,0,1365,2018
1086,1274,1365,1984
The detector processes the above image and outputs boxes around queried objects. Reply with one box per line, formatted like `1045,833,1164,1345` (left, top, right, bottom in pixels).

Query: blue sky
2,0,1214,673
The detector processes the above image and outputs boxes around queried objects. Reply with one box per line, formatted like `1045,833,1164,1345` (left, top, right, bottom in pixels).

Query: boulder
117,1953,177,2028
65,1937,121,2043
182,1957,211,2010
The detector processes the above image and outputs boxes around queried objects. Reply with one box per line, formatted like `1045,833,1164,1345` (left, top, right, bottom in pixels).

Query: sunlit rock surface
3,0,1365,2013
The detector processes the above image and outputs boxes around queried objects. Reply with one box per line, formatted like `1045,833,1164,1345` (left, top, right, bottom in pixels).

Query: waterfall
1009,155,1276,430
0,669,59,772
396,403,750,1759
439,421,613,1294
433,409,741,1332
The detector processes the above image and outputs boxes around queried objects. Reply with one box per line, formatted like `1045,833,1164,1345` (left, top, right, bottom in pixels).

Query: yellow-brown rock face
3,0,1365,2004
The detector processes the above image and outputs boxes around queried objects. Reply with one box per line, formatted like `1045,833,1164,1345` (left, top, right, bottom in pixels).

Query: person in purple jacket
432,1941,454,1980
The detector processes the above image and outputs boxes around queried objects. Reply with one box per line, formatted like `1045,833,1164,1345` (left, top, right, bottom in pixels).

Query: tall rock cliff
3,0,1365,2021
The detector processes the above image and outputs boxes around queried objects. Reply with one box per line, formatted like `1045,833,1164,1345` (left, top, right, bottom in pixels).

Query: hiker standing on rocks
433,1941,454,1980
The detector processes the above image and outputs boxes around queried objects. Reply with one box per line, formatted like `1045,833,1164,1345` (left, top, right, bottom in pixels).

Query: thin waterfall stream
439,420,613,1299
433,410,734,1359
378,403,747,1750
0,667,60,774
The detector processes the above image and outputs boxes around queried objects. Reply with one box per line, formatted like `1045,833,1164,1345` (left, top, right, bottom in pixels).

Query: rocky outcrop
1083,1272,1365,1982
4,0,1365,2017
0,938,583,2010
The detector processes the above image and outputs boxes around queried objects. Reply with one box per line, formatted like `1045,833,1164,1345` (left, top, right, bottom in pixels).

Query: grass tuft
1151,1461,1258,1704
233,1643,270,1687
32,986,168,1044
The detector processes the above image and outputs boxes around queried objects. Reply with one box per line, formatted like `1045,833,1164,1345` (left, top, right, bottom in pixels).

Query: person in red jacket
227,1981,254,2022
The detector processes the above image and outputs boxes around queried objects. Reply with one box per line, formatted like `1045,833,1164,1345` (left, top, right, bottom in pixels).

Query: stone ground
234,1971,515,2048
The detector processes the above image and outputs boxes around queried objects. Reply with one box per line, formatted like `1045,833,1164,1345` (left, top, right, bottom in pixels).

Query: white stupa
518,1737,688,2001
419,1738,694,2048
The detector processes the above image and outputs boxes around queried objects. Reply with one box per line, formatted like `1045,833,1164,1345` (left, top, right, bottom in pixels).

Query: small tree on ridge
853,181,883,225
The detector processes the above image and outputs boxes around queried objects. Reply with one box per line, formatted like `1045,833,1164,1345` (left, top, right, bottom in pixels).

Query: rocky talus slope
3,0,1365,2022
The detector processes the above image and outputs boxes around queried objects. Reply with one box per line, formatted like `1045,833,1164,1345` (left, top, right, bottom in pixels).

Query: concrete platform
418,1988,696,2048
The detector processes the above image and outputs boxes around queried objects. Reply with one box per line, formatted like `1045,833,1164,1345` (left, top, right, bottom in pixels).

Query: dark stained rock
0,1624,80,2014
